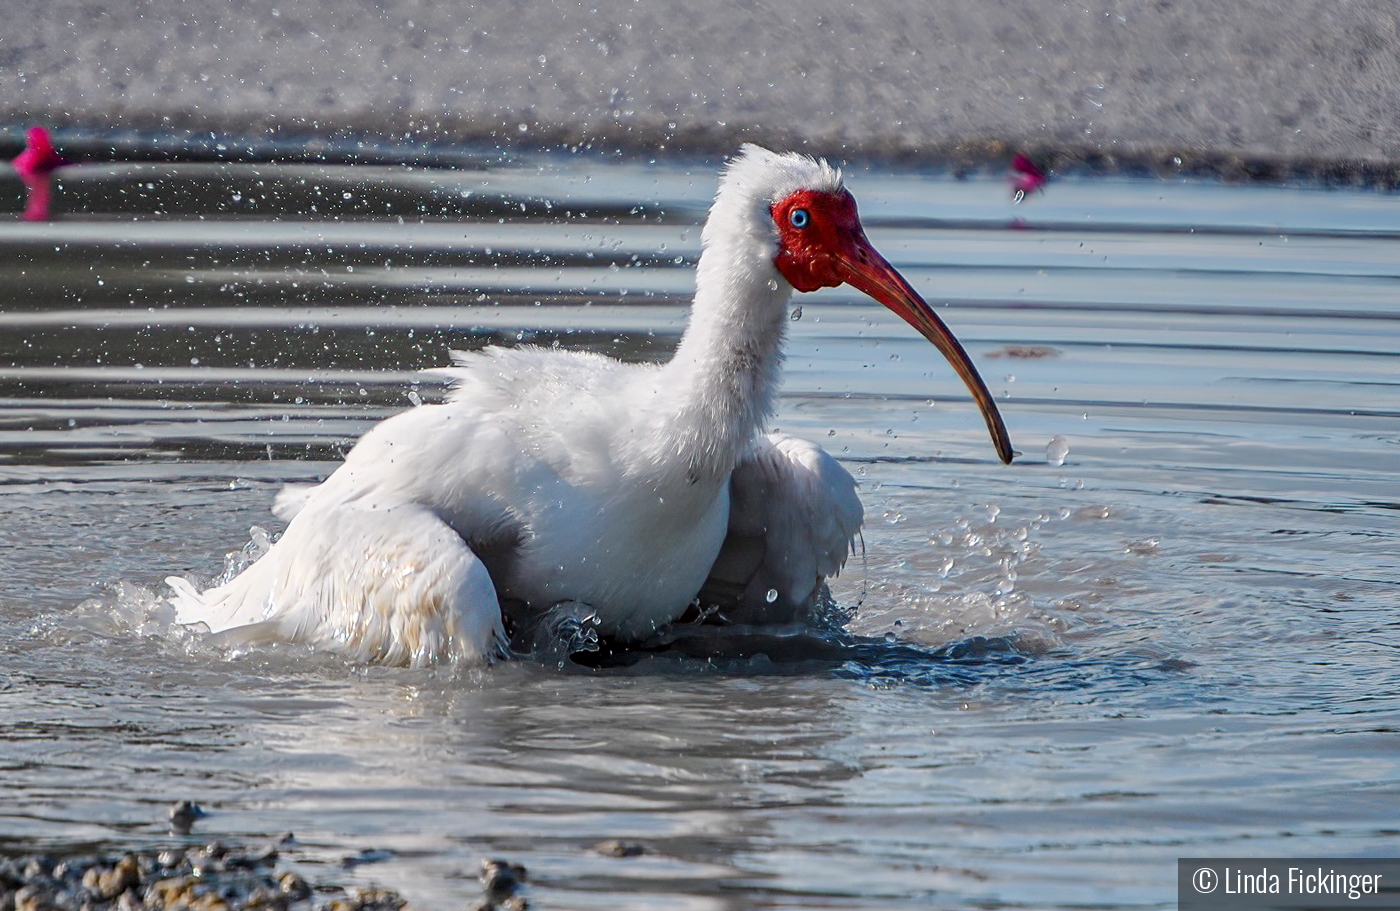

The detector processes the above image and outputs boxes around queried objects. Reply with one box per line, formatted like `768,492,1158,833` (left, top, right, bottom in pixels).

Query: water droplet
789,305,802,321
1047,435,1069,466
407,390,423,407
767,279,779,291
765,588,779,603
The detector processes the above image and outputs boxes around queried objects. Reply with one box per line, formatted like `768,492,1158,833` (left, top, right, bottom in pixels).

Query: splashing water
3,158,1400,911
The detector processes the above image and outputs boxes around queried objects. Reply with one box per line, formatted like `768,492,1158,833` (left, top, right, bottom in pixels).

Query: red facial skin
13,126,68,221
772,189,866,291
770,188,1015,464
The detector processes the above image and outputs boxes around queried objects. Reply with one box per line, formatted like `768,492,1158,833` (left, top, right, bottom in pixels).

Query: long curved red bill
837,243,1015,464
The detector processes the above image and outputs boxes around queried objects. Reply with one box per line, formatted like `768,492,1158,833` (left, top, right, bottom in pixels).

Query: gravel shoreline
0,842,530,911
0,805,529,911
0,844,401,911
4,1,1400,180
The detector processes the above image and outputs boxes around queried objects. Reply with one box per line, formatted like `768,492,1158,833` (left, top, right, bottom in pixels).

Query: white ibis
168,144,1014,666
12,126,67,221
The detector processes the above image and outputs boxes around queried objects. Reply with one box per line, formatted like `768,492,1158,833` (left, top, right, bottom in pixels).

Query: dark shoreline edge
6,122,1400,190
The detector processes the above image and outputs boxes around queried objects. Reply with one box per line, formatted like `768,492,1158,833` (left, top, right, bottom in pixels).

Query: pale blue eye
790,208,810,228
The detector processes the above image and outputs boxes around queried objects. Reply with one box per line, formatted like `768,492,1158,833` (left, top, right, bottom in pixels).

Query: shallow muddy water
1,156,1399,909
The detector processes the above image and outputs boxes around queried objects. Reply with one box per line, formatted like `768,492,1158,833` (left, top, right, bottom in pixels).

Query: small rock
471,898,528,911
186,892,230,911
14,884,55,911
478,858,528,909
593,839,645,858
479,859,526,897
277,872,310,901
239,884,287,910
339,849,394,869
147,875,197,908
84,854,140,900
351,887,408,911
49,860,78,882
22,858,53,881
169,800,209,835
223,847,278,872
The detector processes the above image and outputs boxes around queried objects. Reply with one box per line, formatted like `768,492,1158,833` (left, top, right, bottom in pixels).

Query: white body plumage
169,145,865,666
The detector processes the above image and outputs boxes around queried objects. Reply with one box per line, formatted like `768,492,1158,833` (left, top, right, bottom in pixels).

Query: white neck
625,145,843,485
637,180,793,483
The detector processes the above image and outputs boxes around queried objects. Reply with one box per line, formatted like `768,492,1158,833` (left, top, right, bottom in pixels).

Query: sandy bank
3,0,1399,178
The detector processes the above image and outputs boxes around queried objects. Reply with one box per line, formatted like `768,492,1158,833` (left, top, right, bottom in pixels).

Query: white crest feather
723,144,844,203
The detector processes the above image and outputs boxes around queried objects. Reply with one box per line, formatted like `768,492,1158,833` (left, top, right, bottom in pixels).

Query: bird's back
444,346,644,453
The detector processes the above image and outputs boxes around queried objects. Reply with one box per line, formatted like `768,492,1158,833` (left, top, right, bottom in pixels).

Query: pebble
593,840,645,858
279,872,312,901
476,859,528,911
339,849,394,869
81,853,139,899
169,800,209,835
0,843,410,911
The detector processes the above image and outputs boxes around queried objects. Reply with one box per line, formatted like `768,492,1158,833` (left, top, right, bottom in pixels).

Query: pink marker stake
1010,152,1047,204
12,127,68,221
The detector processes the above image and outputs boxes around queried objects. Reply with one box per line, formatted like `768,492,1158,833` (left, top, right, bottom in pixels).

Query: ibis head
768,185,1015,464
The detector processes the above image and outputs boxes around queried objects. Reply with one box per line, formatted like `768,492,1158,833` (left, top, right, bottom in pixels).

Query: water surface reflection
1,157,1398,909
